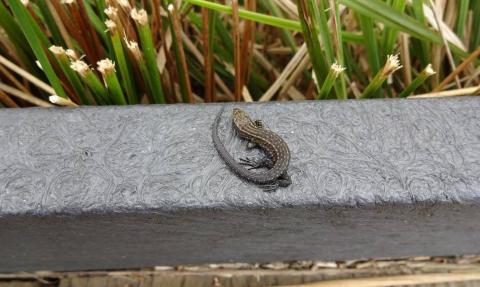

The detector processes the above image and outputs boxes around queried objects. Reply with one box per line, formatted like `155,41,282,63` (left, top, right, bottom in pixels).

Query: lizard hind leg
278,172,292,187
259,172,291,192
239,156,274,169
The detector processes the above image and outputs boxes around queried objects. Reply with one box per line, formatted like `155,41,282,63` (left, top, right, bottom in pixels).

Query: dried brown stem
202,8,214,102
0,64,30,94
240,0,256,90
155,6,176,104
0,89,19,108
0,55,55,94
411,86,479,98
151,0,161,44
77,0,105,61
433,46,480,92
0,83,53,107
399,33,412,87
428,0,461,89
232,0,242,102
181,32,234,101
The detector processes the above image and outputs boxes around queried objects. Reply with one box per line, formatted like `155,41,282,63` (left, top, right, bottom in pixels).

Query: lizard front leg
253,119,264,128
246,141,258,149
245,120,264,150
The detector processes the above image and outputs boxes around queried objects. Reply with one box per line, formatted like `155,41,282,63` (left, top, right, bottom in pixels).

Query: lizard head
232,108,253,128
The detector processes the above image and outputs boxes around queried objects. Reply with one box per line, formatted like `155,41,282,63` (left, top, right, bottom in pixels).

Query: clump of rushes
398,64,436,98
316,62,346,100
97,59,126,105
131,8,165,104
49,46,95,105
105,19,138,104
360,55,403,99
1,0,479,107
70,60,109,105
125,39,153,101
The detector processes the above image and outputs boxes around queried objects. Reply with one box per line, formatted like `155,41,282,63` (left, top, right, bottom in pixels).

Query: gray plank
0,98,479,215
1,98,480,272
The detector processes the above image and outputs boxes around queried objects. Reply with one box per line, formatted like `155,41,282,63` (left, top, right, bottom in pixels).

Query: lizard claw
260,183,279,192
239,157,258,168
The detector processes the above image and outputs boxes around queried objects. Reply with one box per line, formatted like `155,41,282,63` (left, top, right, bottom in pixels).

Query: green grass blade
381,0,406,56
132,9,166,104
0,2,42,75
94,0,107,22
317,0,334,63
342,0,430,40
317,63,345,100
106,22,138,104
71,60,110,105
360,54,402,99
297,0,328,92
455,0,470,40
0,1,31,51
358,14,382,98
411,0,430,67
340,0,467,57
37,1,65,46
7,0,67,99
98,59,127,105
343,43,367,83
342,32,364,43
186,0,302,31
398,64,435,98
319,0,347,99
188,0,369,48
84,0,112,51
471,1,480,50
330,0,347,100
358,15,381,75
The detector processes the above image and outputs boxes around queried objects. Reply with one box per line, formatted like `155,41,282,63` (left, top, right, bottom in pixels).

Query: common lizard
212,107,291,191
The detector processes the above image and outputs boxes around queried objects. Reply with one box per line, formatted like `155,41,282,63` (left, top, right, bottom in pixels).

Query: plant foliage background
0,0,478,107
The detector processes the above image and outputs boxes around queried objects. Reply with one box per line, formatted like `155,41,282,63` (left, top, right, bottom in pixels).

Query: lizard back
212,107,290,185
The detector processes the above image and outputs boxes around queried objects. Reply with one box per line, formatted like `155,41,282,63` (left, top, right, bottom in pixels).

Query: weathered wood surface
2,256,480,287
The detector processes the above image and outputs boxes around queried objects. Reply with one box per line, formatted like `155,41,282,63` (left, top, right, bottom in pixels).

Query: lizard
212,107,291,192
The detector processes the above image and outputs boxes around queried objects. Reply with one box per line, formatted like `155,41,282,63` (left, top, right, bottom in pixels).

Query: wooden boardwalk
2,256,480,287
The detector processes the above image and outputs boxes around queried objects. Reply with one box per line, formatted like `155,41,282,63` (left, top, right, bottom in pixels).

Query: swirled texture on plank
0,98,479,215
